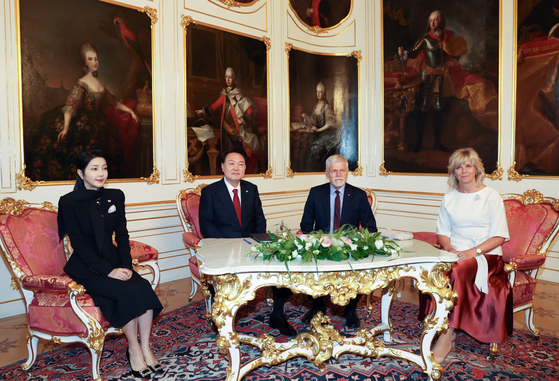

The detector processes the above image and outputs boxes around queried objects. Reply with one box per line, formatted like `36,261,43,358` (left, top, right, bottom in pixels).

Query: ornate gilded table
196,238,457,381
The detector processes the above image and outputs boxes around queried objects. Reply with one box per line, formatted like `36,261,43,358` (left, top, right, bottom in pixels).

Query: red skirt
419,254,513,343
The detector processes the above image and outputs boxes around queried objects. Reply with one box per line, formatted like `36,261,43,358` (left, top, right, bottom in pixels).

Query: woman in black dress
58,149,163,379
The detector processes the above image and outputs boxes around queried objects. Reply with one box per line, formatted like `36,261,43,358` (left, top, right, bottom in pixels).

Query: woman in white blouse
420,148,512,363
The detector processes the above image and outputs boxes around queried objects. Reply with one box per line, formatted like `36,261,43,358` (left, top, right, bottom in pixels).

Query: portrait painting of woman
19,0,153,182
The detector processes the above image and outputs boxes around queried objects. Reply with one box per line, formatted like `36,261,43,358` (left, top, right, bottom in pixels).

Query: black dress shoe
301,307,326,324
126,349,153,379
344,309,361,329
269,314,297,337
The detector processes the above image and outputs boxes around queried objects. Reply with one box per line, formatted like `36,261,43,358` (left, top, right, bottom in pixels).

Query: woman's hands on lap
109,268,132,281
456,248,477,263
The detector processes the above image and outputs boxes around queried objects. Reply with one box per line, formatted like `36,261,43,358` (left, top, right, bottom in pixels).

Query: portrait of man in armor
383,0,499,174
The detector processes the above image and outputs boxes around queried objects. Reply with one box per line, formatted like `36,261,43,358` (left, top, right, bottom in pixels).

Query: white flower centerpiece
248,223,402,272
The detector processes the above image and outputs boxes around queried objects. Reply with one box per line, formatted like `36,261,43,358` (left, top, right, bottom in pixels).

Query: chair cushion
413,232,438,246
512,271,537,307
182,232,201,248
129,240,158,262
181,194,203,238
189,255,200,279
501,200,548,263
0,209,66,277
28,291,111,336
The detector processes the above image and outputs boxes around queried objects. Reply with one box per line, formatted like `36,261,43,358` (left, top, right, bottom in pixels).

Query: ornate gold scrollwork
417,263,457,329
218,0,241,8
141,167,160,185
261,36,271,51
181,15,196,29
308,25,327,35
286,162,296,178
210,274,254,329
350,162,363,176
379,161,393,177
16,166,44,191
521,189,545,205
0,198,30,216
142,6,158,26
350,50,363,61
261,165,273,179
10,277,20,291
486,162,504,181
507,162,527,182
183,167,198,183
285,42,293,54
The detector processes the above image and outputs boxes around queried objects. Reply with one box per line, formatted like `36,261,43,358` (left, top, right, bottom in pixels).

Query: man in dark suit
300,154,377,328
199,147,296,337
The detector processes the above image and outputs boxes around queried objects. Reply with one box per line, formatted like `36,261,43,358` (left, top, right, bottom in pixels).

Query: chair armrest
504,262,517,273
182,232,201,250
21,275,74,292
129,240,159,263
509,254,546,270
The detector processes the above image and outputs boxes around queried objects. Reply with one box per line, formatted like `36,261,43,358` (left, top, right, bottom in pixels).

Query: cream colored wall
0,0,557,320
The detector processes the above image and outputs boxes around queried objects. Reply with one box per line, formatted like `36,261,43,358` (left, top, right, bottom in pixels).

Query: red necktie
334,190,340,231
233,189,242,227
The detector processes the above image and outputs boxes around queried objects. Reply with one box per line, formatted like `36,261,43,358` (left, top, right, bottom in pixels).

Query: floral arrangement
249,224,402,271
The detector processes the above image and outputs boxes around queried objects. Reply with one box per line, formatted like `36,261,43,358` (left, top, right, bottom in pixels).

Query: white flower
363,246,369,250
296,243,303,250
251,246,258,252
332,238,343,247
375,240,384,250
291,250,299,259
309,236,318,245
350,244,357,251
305,242,312,249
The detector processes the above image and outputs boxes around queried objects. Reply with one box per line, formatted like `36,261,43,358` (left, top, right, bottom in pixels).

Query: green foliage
248,224,402,272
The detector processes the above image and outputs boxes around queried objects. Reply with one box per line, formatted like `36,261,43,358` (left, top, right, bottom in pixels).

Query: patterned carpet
1,293,558,381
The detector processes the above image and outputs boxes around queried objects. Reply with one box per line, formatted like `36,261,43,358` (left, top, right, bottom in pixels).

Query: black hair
220,147,248,164
74,149,108,190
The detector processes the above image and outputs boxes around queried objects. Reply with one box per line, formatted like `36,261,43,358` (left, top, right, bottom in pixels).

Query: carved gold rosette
508,162,527,182
218,0,241,8
285,42,293,54
286,162,296,178
141,167,160,184
486,162,504,181
260,165,273,179
350,50,363,61
308,25,328,35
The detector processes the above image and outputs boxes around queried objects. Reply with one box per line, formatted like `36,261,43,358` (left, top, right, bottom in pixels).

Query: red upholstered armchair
414,190,559,359
0,197,160,380
176,184,211,318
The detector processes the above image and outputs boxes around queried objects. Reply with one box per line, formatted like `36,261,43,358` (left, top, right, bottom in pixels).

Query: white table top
197,238,457,276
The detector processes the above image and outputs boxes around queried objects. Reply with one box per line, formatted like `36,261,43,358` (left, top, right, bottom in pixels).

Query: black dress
58,187,162,328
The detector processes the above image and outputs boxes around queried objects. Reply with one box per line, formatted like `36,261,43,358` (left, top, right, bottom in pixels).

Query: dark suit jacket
58,188,133,279
300,183,377,234
200,178,266,238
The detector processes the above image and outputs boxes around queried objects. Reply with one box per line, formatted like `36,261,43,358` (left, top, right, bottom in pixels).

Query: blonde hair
325,154,348,172
447,147,485,189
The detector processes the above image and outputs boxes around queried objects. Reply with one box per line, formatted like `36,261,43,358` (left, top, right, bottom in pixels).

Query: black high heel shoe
126,349,153,379
148,362,164,374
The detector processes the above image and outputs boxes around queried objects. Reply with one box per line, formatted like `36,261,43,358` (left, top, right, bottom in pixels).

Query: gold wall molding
261,165,272,179
486,162,504,181
350,162,363,176
508,162,527,182
181,15,196,29
287,162,296,178
141,167,161,185
142,6,158,26
379,161,393,177
261,36,271,51
15,166,43,191
183,166,198,183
